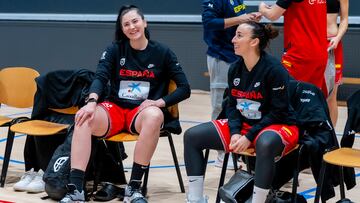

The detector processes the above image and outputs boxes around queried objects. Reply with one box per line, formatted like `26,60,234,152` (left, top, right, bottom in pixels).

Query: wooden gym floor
0,90,359,203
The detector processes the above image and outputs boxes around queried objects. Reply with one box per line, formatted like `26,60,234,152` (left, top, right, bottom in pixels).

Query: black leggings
183,121,285,189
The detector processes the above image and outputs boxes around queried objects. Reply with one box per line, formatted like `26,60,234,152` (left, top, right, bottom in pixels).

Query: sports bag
43,126,73,200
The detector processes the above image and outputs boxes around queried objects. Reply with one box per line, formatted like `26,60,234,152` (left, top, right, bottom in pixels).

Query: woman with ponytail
183,22,298,203
60,5,190,203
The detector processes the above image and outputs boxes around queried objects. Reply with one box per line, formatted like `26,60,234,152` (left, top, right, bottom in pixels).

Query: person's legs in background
327,42,343,127
207,55,235,169
13,136,45,193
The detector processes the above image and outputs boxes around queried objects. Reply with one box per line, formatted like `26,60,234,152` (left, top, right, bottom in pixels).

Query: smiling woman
59,4,190,203
183,22,299,203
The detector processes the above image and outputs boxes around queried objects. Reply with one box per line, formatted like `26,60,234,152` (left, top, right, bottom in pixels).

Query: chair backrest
0,67,40,108
167,80,179,118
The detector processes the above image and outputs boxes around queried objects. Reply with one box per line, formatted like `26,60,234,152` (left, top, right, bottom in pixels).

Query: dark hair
246,22,279,51
115,5,150,41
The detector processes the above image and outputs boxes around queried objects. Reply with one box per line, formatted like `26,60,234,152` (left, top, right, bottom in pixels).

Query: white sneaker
214,151,235,170
186,195,209,203
26,169,45,193
13,169,35,191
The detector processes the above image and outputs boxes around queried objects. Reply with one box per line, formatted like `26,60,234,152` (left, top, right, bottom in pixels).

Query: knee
184,127,196,145
141,106,164,126
255,132,282,156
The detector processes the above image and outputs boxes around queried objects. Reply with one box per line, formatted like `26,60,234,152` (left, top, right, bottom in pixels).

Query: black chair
314,89,360,203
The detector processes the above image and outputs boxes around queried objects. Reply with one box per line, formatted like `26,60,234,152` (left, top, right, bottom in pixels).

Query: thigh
254,124,299,157
97,101,126,138
185,121,225,151
334,41,343,84
211,119,232,152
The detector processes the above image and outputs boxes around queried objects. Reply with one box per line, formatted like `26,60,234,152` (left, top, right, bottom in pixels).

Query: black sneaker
123,181,147,203
59,184,85,203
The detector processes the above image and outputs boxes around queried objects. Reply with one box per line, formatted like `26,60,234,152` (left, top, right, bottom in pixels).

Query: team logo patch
254,82,260,88
53,156,69,172
147,64,154,69
120,58,126,66
233,78,240,86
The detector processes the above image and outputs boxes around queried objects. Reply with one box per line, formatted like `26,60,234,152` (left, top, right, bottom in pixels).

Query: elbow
184,84,191,99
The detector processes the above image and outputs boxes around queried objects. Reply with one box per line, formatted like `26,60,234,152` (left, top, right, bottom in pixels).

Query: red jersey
277,0,327,62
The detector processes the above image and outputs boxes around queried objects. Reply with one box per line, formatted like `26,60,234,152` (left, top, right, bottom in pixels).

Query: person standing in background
327,0,348,127
259,0,328,96
202,0,261,168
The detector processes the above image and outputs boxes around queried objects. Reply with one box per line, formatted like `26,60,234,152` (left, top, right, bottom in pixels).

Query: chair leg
167,134,185,193
0,128,16,187
216,153,229,203
314,159,327,203
245,156,251,173
203,149,210,178
291,145,303,203
339,166,345,199
231,153,239,172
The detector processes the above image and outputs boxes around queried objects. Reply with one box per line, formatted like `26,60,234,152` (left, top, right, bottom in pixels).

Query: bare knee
136,106,164,133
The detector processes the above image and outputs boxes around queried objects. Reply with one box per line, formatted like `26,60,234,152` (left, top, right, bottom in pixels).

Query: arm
329,0,349,50
76,44,115,126
259,1,287,21
202,0,258,30
89,43,116,98
161,49,191,107
224,13,261,29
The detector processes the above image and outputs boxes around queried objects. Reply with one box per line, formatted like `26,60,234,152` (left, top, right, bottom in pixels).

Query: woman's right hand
75,102,97,126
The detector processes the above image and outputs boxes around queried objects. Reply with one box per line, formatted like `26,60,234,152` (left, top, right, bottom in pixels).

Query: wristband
86,97,97,104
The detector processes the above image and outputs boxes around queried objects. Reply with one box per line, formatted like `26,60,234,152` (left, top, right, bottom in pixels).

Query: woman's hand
75,102,97,126
250,12,262,22
139,99,165,112
229,134,251,153
328,36,340,51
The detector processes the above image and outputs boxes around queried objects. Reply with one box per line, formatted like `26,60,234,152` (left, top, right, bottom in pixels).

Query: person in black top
60,5,190,203
183,22,298,203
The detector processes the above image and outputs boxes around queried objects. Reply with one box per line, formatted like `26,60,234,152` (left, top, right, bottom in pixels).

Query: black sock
129,162,148,189
69,169,85,191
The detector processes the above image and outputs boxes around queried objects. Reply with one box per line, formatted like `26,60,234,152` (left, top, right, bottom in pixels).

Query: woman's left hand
230,135,251,153
328,36,340,51
139,99,165,112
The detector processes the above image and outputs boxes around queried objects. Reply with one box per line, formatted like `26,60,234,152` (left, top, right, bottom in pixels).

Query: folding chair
0,68,74,187
0,67,40,187
104,80,185,195
314,89,360,203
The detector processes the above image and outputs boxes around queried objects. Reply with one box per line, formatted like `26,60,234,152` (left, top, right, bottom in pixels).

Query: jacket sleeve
202,0,225,31
245,66,291,141
161,48,191,107
89,43,116,97
226,64,243,135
